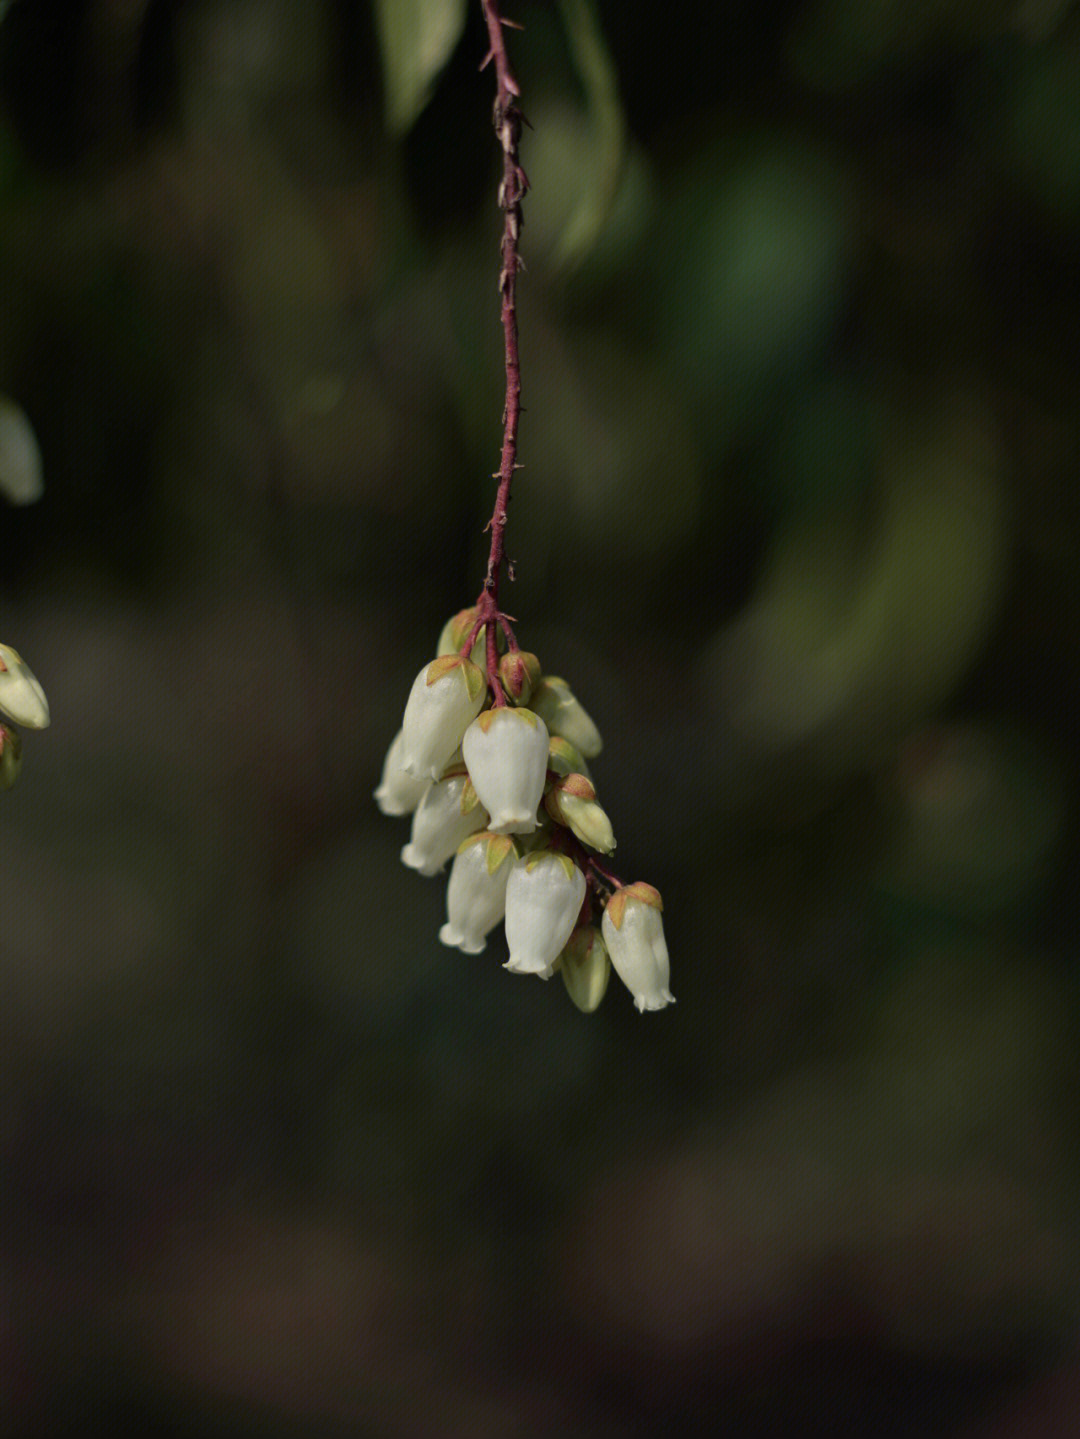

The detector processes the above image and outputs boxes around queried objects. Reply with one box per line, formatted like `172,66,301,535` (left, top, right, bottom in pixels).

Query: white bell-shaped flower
439,832,517,954
373,729,431,816
530,677,602,758
504,850,586,977
462,706,549,834
399,656,487,782
401,773,487,876
0,644,49,729
601,883,674,1012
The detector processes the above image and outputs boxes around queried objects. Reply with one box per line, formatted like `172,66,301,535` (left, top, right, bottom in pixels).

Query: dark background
2,0,1079,1434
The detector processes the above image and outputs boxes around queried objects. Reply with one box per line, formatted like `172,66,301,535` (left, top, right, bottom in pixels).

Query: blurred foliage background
2,0,1080,1434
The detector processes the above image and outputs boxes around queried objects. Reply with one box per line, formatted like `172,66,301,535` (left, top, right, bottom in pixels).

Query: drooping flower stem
477,0,529,705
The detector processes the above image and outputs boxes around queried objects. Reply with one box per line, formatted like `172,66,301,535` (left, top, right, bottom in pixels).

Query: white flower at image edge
504,851,586,977
601,883,674,1012
439,833,517,954
462,706,549,834
0,644,49,730
373,729,430,816
399,656,487,782
401,774,487,876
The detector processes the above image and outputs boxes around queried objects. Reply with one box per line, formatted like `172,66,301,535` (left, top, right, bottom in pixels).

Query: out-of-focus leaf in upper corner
374,0,467,136
551,0,627,270
0,397,44,505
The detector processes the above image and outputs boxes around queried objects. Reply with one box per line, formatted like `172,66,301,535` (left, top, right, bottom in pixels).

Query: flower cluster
376,607,673,1013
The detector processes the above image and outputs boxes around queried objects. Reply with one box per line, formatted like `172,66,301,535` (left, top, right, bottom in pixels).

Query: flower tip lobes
504,849,587,977
0,645,49,730
530,677,602,759
462,706,549,835
439,832,518,954
560,925,611,1013
374,729,430,816
601,883,674,1012
399,656,487,782
401,773,487,876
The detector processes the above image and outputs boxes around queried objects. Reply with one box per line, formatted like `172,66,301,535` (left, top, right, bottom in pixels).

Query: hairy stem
477,0,528,705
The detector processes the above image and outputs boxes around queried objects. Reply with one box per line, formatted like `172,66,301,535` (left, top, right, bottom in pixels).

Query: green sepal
554,772,595,802
475,705,540,734
426,653,486,704
485,832,519,874
625,880,662,909
605,880,662,931
524,848,578,884
460,777,482,815
455,830,520,873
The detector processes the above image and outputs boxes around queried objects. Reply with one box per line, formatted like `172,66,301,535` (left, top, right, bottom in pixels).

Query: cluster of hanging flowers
376,608,673,1013
376,5,670,1013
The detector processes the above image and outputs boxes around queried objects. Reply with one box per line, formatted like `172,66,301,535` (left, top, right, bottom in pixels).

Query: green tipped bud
0,724,22,790
499,650,541,705
531,677,602,758
560,926,611,1013
544,774,616,855
546,735,591,781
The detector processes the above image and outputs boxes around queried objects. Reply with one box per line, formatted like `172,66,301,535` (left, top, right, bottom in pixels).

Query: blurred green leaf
553,0,627,269
716,394,1008,770
374,0,467,136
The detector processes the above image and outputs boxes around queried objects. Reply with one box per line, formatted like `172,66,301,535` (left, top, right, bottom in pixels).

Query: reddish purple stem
476,0,528,707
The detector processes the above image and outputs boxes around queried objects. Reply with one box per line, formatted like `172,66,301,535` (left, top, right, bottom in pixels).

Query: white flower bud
530,677,602,758
462,707,549,834
401,773,487,876
0,644,49,730
439,832,517,954
399,655,487,782
373,729,430,816
601,883,674,1012
504,850,586,977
